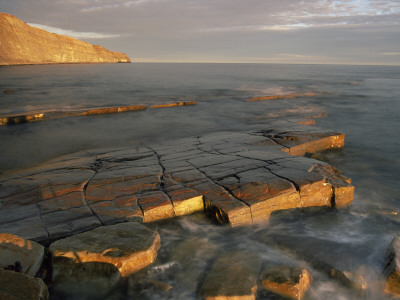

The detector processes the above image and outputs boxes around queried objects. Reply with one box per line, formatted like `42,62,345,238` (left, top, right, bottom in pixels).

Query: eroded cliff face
0,13,131,65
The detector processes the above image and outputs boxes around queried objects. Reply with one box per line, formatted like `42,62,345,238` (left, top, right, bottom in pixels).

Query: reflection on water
1,63,400,299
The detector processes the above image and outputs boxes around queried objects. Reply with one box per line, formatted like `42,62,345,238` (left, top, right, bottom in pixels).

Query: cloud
28,23,120,39
381,52,400,56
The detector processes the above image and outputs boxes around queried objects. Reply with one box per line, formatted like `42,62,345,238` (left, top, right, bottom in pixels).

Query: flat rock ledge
49,222,160,297
0,125,354,245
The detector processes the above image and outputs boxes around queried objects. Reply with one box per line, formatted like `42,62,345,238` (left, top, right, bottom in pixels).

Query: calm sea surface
0,63,400,299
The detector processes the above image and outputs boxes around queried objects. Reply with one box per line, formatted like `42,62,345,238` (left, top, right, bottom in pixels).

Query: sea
0,63,399,299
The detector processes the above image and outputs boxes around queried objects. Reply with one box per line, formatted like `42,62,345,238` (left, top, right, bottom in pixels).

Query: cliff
0,13,131,65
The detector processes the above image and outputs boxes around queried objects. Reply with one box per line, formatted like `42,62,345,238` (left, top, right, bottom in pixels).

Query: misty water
0,63,400,299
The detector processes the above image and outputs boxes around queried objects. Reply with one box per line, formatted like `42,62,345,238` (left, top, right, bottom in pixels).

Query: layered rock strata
0,124,354,245
0,13,130,65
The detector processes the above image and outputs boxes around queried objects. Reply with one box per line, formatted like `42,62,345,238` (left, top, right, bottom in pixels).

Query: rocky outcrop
0,13,130,65
0,233,45,277
0,268,49,300
0,124,354,244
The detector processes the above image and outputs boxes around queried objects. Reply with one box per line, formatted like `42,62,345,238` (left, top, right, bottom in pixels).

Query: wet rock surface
260,266,311,300
199,251,260,300
0,125,353,244
0,122,358,299
0,101,196,126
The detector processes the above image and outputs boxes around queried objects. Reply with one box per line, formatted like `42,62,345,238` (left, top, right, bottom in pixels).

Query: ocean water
0,63,400,299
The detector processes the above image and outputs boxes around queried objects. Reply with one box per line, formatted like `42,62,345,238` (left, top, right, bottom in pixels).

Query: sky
1,0,400,65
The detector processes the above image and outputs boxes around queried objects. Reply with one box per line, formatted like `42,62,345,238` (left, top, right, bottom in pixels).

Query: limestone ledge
0,13,130,66
0,123,354,245
0,101,197,126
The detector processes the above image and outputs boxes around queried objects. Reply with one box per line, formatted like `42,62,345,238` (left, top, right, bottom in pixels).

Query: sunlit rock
139,191,175,223
0,268,49,300
49,222,160,297
0,13,130,66
199,251,260,300
260,266,311,300
164,176,204,216
0,233,45,277
0,126,354,230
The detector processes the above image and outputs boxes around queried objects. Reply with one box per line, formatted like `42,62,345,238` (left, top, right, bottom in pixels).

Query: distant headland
0,13,131,65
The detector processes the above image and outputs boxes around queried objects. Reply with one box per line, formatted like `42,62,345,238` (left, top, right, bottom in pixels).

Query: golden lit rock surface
0,123,354,244
49,222,160,277
0,233,45,277
0,13,130,65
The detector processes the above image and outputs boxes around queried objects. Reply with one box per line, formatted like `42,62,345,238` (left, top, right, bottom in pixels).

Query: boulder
0,233,45,277
0,268,49,300
260,266,311,300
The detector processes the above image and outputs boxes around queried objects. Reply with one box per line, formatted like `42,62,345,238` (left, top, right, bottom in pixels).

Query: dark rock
0,268,49,300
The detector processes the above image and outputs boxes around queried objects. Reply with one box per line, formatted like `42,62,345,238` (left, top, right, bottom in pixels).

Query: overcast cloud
1,0,400,64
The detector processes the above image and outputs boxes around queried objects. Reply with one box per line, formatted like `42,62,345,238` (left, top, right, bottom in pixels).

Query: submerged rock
0,233,45,277
260,266,311,300
0,268,49,300
199,251,260,300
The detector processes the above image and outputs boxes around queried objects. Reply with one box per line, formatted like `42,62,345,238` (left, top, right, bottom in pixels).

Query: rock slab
50,222,160,277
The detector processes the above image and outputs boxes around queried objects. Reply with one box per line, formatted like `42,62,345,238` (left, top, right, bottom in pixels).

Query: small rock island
0,13,131,65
